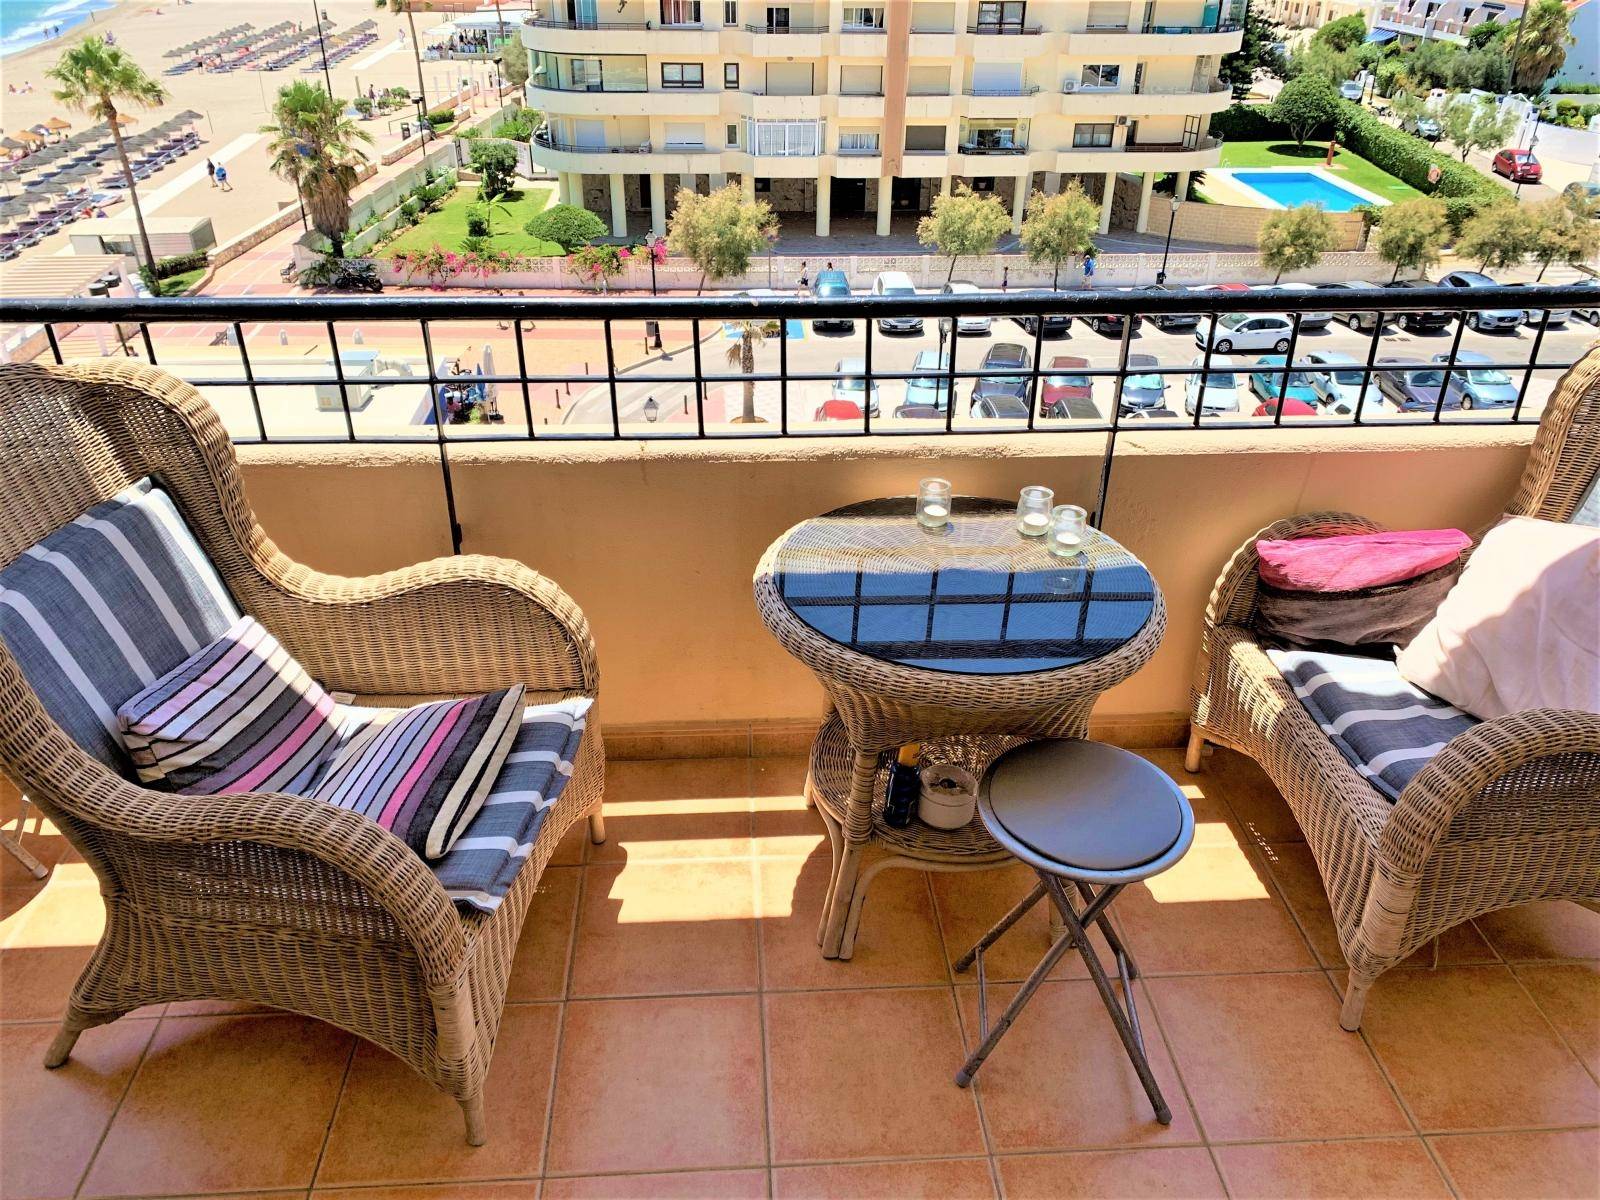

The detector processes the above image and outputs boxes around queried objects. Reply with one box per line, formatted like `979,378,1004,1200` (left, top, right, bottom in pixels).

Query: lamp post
413,93,429,154
311,0,335,100
642,396,659,423
1156,194,1182,285
645,232,660,295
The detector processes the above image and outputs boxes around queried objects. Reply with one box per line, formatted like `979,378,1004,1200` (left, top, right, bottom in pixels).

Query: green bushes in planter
465,203,492,237
524,203,608,252
426,105,456,129
153,249,208,279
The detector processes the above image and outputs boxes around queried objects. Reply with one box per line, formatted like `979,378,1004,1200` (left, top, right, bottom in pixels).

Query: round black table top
770,496,1157,676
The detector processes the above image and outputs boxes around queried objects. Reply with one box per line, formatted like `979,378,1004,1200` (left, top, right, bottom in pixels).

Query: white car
1339,79,1364,102
939,281,992,334
1253,283,1331,329
1183,354,1243,416
1195,312,1295,354
1303,350,1379,416
871,271,922,333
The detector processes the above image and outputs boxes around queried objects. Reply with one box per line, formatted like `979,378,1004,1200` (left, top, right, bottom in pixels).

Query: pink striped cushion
1257,529,1472,592
116,615,340,794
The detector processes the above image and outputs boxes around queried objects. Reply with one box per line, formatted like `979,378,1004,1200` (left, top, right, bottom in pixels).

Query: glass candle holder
1016,486,1054,537
1048,504,1088,557
917,478,952,530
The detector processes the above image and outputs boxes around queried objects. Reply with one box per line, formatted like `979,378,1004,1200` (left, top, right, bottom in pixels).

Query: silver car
1303,350,1379,416
1434,351,1518,409
1437,271,1524,332
1252,283,1331,329
1195,312,1295,354
938,281,993,335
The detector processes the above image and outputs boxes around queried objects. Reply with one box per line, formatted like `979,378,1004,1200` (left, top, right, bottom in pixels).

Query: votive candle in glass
1048,504,1088,557
1016,485,1054,536
918,478,952,529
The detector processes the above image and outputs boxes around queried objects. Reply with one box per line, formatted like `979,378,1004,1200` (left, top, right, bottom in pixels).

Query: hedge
153,250,208,279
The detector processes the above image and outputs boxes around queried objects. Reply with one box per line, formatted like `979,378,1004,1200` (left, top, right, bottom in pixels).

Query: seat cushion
332,696,592,912
0,479,240,772
1267,648,1479,802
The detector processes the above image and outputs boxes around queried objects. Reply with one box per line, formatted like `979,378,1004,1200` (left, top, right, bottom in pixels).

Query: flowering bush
567,243,626,291
630,239,668,265
391,243,531,287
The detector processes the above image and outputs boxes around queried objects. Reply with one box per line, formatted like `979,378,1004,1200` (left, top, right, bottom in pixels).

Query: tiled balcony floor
2,747,1597,1200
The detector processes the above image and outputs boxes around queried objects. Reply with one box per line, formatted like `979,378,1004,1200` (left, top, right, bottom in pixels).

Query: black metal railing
532,132,653,153
964,85,1042,96
527,16,652,29
743,22,829,32
967,22,1044,33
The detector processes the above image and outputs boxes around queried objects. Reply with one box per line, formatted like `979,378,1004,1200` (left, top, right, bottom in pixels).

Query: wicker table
753,496,1166,959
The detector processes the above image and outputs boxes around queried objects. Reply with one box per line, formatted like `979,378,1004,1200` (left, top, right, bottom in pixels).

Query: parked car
1434,350,1518,410
893,403,946,419
1502,282,1572,327
1040,355,1097,419
1011,311,1072,336
981,342,1031,373
1491,147,1541,183
1401,113,1441,140
831,357,879,417
1375,358,1446,411
1182,353,1243,417
1137,283,1202,330
1252,283,1331,329
1248,356,1322,407
1437,271,1525,332
810,269,854,333
1317,281,1392,333
1339,79,1364,102
1383,280,1454,332
870,271,922,333
904,349,953,412
970,377,1031,418
1085,309,1142,337
1304,350,1378,416
1119,353,1167,413
1251,396,1319,418
1122,406,1182,421
814,398,866,421
1195,312,1294,354
938,281,992,335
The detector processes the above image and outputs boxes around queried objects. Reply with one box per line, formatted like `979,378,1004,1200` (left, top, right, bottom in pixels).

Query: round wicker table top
769,497,1157,676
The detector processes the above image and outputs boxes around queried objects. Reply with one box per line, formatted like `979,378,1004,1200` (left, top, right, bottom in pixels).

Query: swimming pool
1227,170,1378,212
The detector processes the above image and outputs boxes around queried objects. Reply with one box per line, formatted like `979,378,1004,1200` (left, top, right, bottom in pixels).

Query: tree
1373,197,1448,282
724,319,780,424
1507,0,1575,91
1018,183,1098,288
47,36,166,284
1272,76,1340,147
1257,204,1336,283
1313,13,1367,51
1221,5,1286,94
1455,203,1535,271
1440,95,1516,162
666,183,777,293
1290,41,1355,88
916,184,1010,283
500,42,528,90
1526,196,1600,280
1389,87,1427,131
525,203,607,250
261,81,373,259
469,139,518,198
1468,18,1503,47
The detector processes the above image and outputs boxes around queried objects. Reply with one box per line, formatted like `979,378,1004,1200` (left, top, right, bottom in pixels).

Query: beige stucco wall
1171,201,1368,251
237,427,1535,736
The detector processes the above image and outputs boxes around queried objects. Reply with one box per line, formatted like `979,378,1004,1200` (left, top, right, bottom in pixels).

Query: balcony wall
237,427,1533,743
1070,27,1244,56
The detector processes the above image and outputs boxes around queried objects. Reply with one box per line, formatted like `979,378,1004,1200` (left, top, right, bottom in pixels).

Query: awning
1364,27,1400,42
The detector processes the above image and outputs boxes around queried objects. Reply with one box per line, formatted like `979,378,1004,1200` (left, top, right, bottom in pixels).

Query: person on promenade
214,163,230,191
206,158,216,187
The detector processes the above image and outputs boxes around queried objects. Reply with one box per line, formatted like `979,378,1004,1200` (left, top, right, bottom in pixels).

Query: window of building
724,0,738,21
1073,122,1114,147
839,129,881,152
726,122,740,145
974,0,1027,30
1080,64,1120,88
661,0,702,24
904,124,947,151
724,62,740,88
662,62,705,88
839,64,883,94
907,64,951,94
842,6,885,27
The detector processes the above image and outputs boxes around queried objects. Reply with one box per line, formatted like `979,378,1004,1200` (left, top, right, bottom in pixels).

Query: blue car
1247,356,1321,407
1434,351,1518,410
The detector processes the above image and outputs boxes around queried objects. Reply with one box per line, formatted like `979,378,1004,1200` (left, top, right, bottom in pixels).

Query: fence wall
1170,201,1368,251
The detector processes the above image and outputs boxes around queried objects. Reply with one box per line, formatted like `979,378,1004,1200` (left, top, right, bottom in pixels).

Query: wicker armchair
0,361,606,1144
1186,346,1600,1031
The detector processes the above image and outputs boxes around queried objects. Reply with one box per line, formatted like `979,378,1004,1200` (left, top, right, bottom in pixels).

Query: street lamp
413,93,429,150
642,396,659,423
645,232,660,295
1156,194,1183,285
311,0,335,100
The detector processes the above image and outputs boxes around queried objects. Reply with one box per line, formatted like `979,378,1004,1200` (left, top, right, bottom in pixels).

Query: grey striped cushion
333,696,591,912
1267,648,1479,802
0,479,240,773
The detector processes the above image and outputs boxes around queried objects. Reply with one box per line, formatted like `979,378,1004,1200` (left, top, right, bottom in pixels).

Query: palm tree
724,319,779,424
261,81,373,258
47,36,166,285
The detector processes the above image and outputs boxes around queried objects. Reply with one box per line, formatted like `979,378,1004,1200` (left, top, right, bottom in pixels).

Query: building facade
522,0,1243,239
1256,0,1365,31
1367,0,1522,45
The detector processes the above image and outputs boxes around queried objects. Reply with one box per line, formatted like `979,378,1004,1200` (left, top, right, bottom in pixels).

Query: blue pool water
1231,170,1370,212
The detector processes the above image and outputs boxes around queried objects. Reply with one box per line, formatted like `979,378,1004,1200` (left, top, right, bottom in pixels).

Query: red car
1253,397,1318,418
1492,148,1541,183
1040,356,1096,419
814,399,864,421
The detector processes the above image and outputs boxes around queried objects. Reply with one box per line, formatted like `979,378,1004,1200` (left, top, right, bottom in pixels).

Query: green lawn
158,266,208,295
1218,141,1422,204
382,183,565,258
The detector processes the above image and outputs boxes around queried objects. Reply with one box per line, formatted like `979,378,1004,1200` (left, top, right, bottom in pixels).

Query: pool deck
1199,166,1391,211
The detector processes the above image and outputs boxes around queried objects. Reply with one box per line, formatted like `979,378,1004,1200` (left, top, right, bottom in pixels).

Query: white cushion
1396,516,1600,720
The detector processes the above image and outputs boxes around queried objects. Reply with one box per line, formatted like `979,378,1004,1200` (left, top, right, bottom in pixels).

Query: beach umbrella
44,117,71,132
1,137,23,152
13,130,44,145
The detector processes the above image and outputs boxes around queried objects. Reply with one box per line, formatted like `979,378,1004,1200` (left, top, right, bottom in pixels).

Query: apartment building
1367,0,1521,45
522,0,1243,240
1256,0,1365,30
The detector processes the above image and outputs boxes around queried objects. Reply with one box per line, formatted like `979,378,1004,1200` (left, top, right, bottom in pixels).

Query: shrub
524,203,608,251
426,104,455,129
468,140,519,198
465,202,492,237
354,96,373,117
1273,76,1341,146
153,249,208,279
1210,104,1291,141
1332,100,1503,233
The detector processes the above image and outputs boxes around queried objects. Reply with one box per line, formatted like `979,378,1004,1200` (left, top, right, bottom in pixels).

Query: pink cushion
1257,529,1471,592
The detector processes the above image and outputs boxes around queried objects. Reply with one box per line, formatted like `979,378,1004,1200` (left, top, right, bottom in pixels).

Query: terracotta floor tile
765,987,985,1163
508,867,582,1002
591,759,753,863
81,1013,352,1197
546,1169,769,1199
1257,842,1496,970
1354,965,1600,1131
773,1158,995,1198
314,1186,541,1199
1149,972,1409,1142
759,857,948,990
1473,902,1600,962
0,867,104,1022
570,860,759,997
316,1004,560,1186
1193,746,1304,845
548,818,589,867
1,1018,156,1200
1514,962,1600,1076
954,980,1201,1151
546,995,766,1175
994,1147,1226,1199
1215,1138,1451,1199
930,864,1105,983
751,757,828,860
1430,1128,1600,1199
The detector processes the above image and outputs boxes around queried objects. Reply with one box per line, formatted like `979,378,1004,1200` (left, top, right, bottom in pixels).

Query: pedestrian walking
205,158,216,187
1001,265,1009,291
798,261,809,289
1083,252,1096,282
214,163,231,192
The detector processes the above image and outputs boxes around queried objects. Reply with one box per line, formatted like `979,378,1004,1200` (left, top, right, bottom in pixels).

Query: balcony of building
0,284,1595,1200
1070,20,1245,58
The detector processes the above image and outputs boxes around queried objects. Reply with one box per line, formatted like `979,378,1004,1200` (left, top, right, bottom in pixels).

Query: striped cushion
313,686,529,860
116,616,341,795
0,479,240,772
1267,648,1479,802
334,696,591,911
